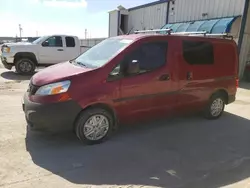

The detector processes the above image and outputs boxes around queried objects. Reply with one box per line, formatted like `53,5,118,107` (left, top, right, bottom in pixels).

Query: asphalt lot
1,63,250,188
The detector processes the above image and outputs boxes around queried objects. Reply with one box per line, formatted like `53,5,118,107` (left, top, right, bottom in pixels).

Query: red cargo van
22,33,239,144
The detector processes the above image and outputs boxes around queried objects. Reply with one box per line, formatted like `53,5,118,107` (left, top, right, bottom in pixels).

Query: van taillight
236,78,239,88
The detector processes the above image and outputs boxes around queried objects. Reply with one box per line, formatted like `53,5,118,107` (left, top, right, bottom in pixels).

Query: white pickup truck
1,35,90,74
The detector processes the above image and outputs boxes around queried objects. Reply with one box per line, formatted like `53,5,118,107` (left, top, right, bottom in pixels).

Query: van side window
125,42,168,74
183,40,214,65
66,37,76,47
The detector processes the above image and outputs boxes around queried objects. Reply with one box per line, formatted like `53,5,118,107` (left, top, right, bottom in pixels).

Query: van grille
27,82,39,96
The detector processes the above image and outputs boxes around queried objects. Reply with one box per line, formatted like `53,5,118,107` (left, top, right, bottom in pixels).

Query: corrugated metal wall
127,0,245,32
239,1,250,78
109,11,119,37
80,38,106,47
168,0,245,23
128,2,168,33
80,38,106,53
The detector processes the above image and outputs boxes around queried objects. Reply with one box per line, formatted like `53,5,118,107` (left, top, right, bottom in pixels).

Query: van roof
114,34,236,43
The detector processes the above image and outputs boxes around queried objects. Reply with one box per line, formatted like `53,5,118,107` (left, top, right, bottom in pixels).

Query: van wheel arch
204,89,228,119
210,89,229,104
74,103,119,132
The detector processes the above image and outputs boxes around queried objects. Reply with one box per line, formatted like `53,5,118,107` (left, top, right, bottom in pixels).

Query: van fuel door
158,74,170,81
187,71,193,80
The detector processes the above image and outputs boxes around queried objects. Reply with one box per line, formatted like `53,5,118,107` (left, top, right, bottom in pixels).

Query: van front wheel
75,108,114,145
204,93,225,120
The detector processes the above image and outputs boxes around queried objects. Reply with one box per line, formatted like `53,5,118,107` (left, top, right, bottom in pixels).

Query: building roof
108,0,169,13
161,16,241,34
128,0,169,11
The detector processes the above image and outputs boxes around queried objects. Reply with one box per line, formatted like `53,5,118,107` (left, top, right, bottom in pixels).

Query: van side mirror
42,41,49,47
127,60,140,75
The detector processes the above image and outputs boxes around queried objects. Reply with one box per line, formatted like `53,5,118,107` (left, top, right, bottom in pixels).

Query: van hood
32,61,93,86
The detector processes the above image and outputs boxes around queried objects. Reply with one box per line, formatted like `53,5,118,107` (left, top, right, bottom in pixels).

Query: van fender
74,102,119,131
209,88,229,104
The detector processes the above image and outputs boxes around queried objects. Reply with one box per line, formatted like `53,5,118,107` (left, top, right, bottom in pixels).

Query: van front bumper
22,93,82,132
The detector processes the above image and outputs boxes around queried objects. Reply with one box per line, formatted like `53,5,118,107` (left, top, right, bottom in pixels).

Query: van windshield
73,38,133,68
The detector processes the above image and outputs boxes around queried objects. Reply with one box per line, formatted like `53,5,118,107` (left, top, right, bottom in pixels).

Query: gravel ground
1,64,250,188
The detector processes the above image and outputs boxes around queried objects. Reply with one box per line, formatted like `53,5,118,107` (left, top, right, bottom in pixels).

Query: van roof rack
134,28,233,40
134,28,172,34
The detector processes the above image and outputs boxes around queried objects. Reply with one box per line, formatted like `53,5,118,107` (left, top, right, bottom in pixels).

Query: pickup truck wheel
75,108,114,145
15,58,36,75
204,93,225,120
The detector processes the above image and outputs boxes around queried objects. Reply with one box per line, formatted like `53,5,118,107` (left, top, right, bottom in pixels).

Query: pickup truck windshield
32,36,48,44
74,38,133,68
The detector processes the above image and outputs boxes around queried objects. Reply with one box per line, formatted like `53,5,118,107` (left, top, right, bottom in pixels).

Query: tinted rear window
66,37,76,47
183,40,214,65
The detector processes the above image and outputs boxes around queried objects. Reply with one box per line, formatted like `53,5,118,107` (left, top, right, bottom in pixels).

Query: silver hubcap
20,61,32,72
210,98,224,117
83,115,109,141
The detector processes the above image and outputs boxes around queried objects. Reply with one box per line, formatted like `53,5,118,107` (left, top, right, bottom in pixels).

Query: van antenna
127,27,134,35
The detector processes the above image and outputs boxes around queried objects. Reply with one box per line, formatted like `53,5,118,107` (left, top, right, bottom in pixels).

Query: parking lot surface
1,64,250,188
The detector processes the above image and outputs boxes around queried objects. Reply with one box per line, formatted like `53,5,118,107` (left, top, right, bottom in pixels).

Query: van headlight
35,80,71,96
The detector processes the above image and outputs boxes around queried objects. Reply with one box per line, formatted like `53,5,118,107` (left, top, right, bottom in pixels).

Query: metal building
80,38,106,53
168,0,245,23
108,0,250,79
109,1,169,36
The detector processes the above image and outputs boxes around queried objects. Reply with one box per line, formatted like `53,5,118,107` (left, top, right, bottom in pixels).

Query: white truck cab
1,35,83,74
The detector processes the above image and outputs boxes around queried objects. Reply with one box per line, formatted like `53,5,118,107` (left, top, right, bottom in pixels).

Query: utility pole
85,29,87,39
18,24,23,38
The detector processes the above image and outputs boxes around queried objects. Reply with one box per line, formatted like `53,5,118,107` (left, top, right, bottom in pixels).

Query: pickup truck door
63,36,80,60
38,36,66,64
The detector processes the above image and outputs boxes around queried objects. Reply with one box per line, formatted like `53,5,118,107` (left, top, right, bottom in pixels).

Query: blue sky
0,0,156,38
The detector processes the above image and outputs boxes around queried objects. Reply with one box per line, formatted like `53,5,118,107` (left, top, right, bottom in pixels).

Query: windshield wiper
70,60,87,67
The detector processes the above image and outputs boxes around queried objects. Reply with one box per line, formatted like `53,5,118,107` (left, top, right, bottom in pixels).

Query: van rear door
177,38,216,113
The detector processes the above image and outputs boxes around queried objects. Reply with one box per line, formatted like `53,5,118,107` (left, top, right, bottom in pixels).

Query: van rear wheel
204,93,225,120
75,108,114,145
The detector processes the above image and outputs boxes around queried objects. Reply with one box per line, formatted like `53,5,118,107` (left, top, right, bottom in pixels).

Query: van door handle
187,72,193,80
159,74,170,81
57,49,64,51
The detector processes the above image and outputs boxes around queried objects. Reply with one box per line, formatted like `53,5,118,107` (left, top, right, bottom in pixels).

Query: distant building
0,37,40,43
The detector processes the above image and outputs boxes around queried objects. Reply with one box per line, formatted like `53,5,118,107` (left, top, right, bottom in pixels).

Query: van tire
204,93,225,120
15,58,36,75
75,108,114,145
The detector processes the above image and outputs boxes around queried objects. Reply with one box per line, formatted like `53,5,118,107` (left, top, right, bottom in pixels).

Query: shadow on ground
26,112,250,188
0,71,36,81
239,82,250,90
